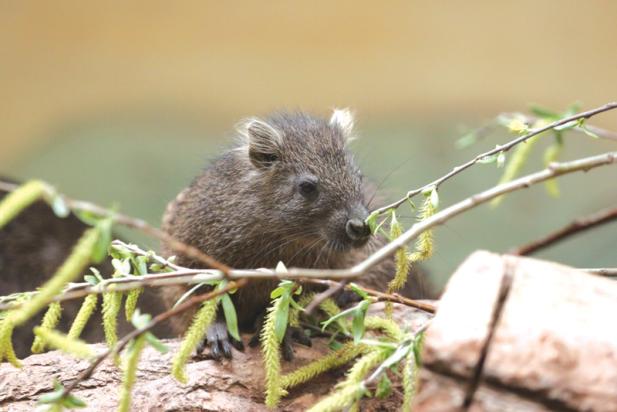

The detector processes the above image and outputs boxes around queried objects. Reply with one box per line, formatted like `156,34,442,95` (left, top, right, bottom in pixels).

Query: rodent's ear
242,118,282,168
329,108,355,142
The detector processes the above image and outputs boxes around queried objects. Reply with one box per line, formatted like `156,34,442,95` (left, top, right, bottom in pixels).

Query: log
0,303,431,411
414,251,617,412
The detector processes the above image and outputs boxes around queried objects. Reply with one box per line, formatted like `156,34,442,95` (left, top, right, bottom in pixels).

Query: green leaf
351,302,369,344
528,104,559,120
112,258,131,276
375,374,392,399
62,394,87,408
477,153,498,164
321,300,365,331
348,283,369,300
84,275,99,286
455,131,477,149
413,331,425,367
173,282,207,308
92,218,112,263
38,388,64,404
429,188,439,209
221,293,241,341
274,296,290,343
50,194,70,218
579,124,599,139
130,310,151,329
496,152,506,168
144,332,169,354
365,210,379,234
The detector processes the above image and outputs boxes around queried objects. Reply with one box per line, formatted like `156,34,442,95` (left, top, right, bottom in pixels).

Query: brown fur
161,111,432,334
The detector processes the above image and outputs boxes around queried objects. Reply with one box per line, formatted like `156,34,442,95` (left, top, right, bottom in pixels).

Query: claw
199,313,244,360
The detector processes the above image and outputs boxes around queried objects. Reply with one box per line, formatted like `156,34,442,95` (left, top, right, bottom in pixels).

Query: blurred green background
2,1,616,291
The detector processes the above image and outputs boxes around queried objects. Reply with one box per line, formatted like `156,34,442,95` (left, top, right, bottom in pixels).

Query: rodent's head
236,109,371,258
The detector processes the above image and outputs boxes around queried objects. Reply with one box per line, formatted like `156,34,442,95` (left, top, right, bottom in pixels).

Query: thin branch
304,280,349,315
0,180,231,277
580,268,617,277
510,205,617,256
372,102,617,216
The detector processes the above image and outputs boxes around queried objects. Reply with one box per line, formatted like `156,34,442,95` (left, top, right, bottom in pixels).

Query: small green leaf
130,310,151,329
429,188,439,209
375,374,392,399
144,332,168,354
528,104,559,120
351,300,369,343
62,394,87,408
496,152,506,168
38,388,64,404
477,153,498,164
274,296,290,343
348,283,369,300
221,293,241,342
413,331,425,367
112,258,131,276
92,218,113,263
365,210,379,234
455,131,477,149
84,275,99,286
50,195,70,218
173,282,207,308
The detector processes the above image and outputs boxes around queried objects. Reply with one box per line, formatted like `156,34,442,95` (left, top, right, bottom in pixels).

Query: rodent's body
161,110,430,337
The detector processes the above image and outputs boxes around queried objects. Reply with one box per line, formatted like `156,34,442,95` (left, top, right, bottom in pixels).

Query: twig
60,278,247,398
371,102,617,216
0,180,231,277
510,206,617,256
580,268,617,277
304,280,349,315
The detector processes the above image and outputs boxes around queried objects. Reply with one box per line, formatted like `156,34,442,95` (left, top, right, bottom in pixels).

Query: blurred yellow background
2,1,616,288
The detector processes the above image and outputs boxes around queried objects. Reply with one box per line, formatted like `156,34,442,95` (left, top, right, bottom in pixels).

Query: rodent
161,109,432,359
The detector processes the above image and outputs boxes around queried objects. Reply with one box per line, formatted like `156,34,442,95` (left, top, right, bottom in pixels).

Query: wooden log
0,303,431,411
414,251,617,412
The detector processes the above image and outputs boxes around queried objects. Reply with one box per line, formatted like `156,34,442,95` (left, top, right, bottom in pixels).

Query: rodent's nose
345,218,371,241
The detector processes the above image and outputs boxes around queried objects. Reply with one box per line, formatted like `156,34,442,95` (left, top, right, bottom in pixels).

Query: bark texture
0,303,431,411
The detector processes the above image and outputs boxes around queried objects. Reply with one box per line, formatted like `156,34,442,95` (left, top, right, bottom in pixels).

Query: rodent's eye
298,178,319,200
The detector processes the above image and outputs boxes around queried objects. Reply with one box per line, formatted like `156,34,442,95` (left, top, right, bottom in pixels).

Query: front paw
197,320,244,360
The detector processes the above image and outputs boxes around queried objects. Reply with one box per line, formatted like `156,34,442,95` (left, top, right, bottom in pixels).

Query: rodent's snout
345,218,371,243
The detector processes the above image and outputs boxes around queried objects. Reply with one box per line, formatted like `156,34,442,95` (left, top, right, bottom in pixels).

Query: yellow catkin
364,316,402,341
491,135,540,206
118,335,147,412
124,288,143,321
319,298,341,319
289,292,315,327
9,228,99,326
341,348,389,388
543,143,562,197
171,298,219,384
0,180,46,229
0,319,21,367
401,351,417,411
67,294,98,339
261,297,288,408
306,383,366,412
386,213,408,317
102,291,123,349
281,342,366,389
31,301,63,353
409,198,436,263
32,327,94,359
